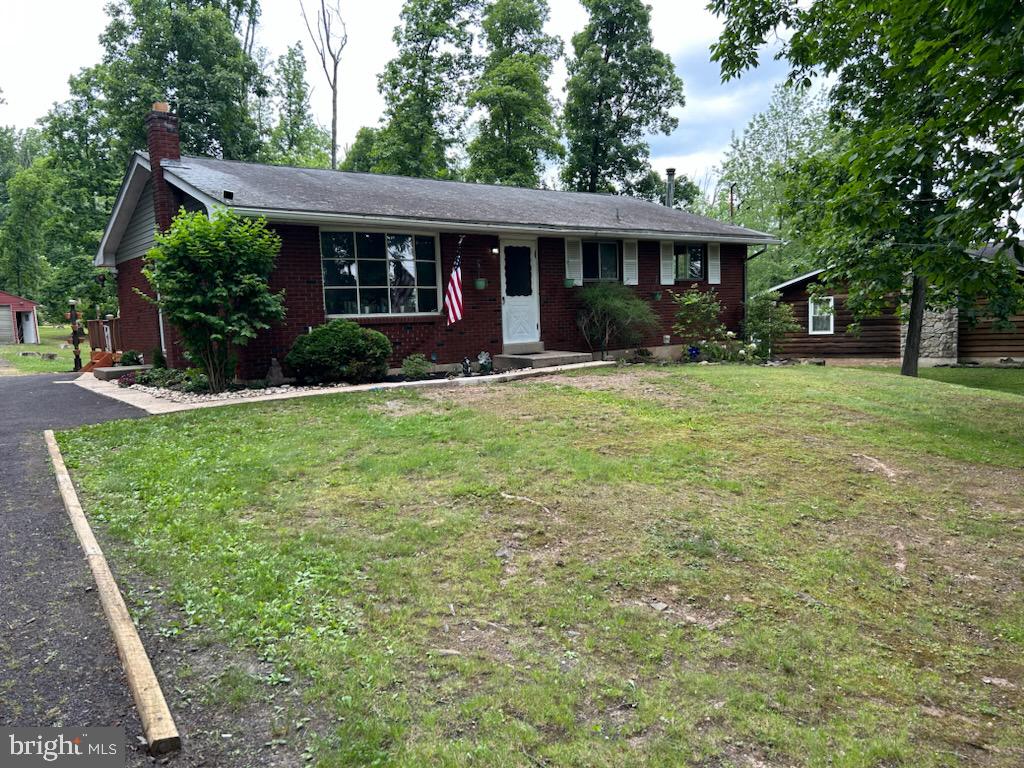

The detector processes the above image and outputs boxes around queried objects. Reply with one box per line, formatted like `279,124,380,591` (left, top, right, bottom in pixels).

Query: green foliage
0,159,53,296
626,168,701,210
285,319,392,384
151,346,167,369
706,85,831,294
119,350,143,366
91,0,264,161
136,366,210,392
744,290,801,359
400,353,433,379
465,0,562,186
561,0,683,193
340,127,382,172
262,42,331,168
709,0,1024,360
670,288,727,350
575,282,658,358
373,0,479,178
143,208,284,392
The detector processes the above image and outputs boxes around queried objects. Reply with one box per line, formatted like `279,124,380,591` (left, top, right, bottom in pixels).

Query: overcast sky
0,0,788,182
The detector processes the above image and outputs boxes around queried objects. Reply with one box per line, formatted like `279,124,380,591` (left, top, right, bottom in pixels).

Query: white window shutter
708,242,721,284
622,240,639,285
565,238,583,286
660,241,675,285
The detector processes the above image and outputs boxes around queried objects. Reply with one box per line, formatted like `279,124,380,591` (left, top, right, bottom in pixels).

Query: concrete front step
494,350,593,370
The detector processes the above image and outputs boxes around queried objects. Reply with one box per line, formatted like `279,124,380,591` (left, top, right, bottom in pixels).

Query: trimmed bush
120,350,143,366
401,353,432,380
285,320,392,384
576,282,659,359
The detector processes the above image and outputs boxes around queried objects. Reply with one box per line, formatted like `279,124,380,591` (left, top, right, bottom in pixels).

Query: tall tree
465,0,562,186
0,160,54,296
710,0,1024,376
561,0,683,193
340,126,382,172
712,85,831,293
627,168,700,210
263,43,331,167
374,0,480,178
301,0,347,169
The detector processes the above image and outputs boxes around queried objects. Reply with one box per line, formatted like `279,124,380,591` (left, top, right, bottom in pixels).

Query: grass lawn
0,325,77,374
909,367,1024,397
58,365,1023,767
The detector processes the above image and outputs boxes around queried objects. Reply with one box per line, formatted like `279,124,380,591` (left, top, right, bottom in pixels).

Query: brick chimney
145,102,181,231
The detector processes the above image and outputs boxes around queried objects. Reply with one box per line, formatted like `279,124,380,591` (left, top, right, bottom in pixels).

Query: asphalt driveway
0,373,145,740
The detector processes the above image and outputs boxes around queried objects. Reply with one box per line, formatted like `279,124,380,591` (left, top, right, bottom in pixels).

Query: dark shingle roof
158,154,776,242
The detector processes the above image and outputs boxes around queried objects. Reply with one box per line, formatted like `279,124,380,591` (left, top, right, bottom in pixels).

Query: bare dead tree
300,0,347,169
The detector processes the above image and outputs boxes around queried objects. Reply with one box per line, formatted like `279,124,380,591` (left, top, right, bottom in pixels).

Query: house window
321,230,441,316
808,296,834,334
675,243,706,281
582,241,619,281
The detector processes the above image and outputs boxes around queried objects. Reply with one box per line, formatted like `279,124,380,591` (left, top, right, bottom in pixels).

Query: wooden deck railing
87,317,123,352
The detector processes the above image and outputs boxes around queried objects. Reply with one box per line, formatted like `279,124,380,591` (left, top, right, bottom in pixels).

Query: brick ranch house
769,266,1024,365
96,106,776,377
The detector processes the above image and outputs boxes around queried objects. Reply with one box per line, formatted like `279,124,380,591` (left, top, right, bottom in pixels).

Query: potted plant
474,277,488,290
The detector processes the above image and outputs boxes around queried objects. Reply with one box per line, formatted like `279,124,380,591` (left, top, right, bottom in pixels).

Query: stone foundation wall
901,307,958,362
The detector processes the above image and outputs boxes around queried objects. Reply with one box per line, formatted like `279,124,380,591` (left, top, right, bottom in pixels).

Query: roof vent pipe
665,168,676,208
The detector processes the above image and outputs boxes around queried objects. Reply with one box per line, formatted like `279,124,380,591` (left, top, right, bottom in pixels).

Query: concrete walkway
0,374,146,746
74,360,616,415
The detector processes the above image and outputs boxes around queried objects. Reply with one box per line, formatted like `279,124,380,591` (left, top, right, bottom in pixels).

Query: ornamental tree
709,0,1024,376
143,208,285,392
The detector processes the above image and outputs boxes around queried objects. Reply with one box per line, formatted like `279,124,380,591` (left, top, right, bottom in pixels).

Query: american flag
444,237,464,325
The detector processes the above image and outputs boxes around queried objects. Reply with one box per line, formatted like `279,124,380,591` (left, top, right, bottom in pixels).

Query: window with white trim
675,243,706,281
808,296,834,334
582,241,619,281
321,230,441,316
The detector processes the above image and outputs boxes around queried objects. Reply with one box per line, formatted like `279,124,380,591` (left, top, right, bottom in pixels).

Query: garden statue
477,351,493,375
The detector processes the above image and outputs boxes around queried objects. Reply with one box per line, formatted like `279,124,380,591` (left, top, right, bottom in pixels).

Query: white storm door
500,239,540,345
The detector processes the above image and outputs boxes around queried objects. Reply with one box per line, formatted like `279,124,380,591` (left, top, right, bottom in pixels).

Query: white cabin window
808,296,834,335
321,230,441,316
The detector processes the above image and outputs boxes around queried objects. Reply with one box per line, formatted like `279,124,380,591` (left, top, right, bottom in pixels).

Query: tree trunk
330,61,339,170
901,273,926,377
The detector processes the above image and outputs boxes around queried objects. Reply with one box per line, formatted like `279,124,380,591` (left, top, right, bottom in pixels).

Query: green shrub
401,353,432,380
285,320,392,384
120,350,143,366
151,346,167,369
670,288,728,352
576,283,659,359
744,290,801,358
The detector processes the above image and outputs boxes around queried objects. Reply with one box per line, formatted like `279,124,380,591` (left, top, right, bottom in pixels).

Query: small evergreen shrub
401,353,432,380
151,346,168,369
120,350,143,366
576,283,659,359
285,320,392,384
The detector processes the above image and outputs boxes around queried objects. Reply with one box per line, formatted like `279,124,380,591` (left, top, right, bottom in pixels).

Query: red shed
0,290,39,345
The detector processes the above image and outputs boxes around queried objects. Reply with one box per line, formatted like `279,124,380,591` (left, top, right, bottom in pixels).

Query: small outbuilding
0,290,40,345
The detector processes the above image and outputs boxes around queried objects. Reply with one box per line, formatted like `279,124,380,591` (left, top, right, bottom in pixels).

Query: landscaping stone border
73,360,616,415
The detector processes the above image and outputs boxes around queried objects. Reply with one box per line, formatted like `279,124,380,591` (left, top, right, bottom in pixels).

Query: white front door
500,239,540,346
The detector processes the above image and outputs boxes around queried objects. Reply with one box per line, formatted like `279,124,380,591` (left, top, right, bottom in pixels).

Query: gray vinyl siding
115,181,156,264
0,306,13,343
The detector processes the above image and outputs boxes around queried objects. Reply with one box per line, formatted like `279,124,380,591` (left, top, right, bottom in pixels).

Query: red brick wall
166,225,749,377
116,257,163,358
539,238,747,351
